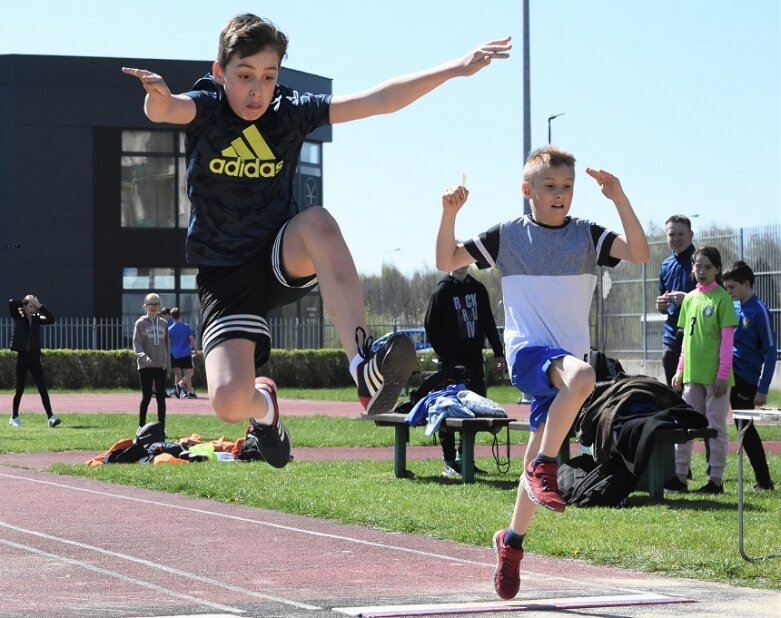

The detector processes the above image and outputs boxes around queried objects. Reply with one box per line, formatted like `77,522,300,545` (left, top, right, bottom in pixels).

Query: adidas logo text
209,158,284,178
209,124,283,179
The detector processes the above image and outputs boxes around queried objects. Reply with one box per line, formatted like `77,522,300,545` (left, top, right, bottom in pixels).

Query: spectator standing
132,293,170,429
724,261,776,492
656,215,696,386
670,246,738,494
8,295,60,428
169,307,199,398
424,265,504,476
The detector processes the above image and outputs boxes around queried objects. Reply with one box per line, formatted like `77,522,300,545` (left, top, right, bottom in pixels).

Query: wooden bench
507,422,716,502
362,413,513,483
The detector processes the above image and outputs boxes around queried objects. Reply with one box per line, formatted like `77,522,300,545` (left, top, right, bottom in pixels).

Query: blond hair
523,145,576,182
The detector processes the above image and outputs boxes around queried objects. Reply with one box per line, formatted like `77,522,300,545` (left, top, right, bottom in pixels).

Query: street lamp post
547,112,565,144
380,247,400,317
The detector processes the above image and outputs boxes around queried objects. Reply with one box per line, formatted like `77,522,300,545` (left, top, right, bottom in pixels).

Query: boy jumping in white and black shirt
435,146,649,600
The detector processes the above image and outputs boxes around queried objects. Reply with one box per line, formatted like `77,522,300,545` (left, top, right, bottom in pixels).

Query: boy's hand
586,168,627,203
671,373,683,393
459,37,512,76
754,392,768,407
121,67,172,99
442,186,469,213
713,378,728,398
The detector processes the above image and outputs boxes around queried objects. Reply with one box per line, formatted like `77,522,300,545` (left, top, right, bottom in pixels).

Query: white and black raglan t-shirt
463,215,620,368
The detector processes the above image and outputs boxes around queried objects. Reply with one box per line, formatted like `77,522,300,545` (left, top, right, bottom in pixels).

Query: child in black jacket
8,295,60,427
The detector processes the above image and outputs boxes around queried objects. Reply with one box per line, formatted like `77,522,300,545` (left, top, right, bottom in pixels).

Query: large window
122,267,199,338
121,131,188,228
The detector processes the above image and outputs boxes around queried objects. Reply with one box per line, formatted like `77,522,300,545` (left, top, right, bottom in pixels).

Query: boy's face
522,165,574,226
213,47,282,121
724,278,753,303
664,221,694,254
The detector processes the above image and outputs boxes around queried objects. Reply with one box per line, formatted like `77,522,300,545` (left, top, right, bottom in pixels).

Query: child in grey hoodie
133,293,171,429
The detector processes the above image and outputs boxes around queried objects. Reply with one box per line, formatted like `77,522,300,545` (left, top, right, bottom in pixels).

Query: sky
2,0,779,275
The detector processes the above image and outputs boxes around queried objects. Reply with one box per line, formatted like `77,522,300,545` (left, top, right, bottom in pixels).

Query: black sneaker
695,480,724,495
664,476,689,493
249,377,292,469
753,481,775,493
354,327,416,415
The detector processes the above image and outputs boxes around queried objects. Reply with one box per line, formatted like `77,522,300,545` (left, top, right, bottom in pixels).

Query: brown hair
665,214,692,231
723,260,755,287
692,246,724,286
217,13,289,69
523,146,576,182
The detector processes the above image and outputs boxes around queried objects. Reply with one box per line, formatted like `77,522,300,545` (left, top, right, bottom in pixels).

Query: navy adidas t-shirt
184,75,331,266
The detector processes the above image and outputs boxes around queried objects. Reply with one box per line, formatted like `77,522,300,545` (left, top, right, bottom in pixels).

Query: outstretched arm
330,37,511,124
121,67,197,125
435,186,475,272
586,168,650,264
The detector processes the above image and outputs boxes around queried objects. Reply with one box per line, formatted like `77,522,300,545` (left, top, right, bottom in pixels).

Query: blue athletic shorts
511,345,571,431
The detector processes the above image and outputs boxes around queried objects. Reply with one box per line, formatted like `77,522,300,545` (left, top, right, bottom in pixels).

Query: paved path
2,394,780,617
1,462,780,617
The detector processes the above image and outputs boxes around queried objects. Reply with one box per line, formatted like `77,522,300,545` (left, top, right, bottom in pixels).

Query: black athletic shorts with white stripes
197,222,317,368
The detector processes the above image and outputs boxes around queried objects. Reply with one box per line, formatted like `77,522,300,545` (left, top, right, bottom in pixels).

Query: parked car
370,328,432,352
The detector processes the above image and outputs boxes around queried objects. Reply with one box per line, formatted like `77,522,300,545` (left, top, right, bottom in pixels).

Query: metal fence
0,316,415,352
593,223,781,362
2,225,779,360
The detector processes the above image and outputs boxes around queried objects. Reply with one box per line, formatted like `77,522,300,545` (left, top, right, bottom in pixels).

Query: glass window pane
122,130,175,152
177,293,201,341
301,141,320,164
177,157,190,228
121,156,176,228
122,292,147,336
122,267,175,290
180,268,198,290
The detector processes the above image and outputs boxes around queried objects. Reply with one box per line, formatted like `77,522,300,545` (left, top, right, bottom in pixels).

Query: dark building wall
0,54,332,317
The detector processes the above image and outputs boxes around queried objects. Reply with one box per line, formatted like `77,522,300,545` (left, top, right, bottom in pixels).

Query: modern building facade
0,54,329,334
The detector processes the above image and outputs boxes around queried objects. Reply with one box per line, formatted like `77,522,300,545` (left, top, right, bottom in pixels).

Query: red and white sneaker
492,529,524,600
355,327,416,415
523,460,566,512
249,377,292,468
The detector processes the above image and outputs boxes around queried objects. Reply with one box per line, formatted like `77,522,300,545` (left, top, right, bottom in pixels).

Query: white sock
349,353,362,384
252,386,275,426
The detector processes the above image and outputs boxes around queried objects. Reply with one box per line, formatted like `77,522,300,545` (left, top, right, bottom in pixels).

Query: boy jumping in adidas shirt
435,146,649,600
123,14,511,467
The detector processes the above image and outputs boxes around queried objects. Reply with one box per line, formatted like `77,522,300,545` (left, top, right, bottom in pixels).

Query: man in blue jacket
656,215,696,386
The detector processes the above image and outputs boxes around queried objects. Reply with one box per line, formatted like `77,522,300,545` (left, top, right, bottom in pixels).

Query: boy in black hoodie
424,266,504,476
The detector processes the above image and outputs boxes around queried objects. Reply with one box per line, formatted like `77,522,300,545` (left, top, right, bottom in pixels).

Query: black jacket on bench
576,374,708,473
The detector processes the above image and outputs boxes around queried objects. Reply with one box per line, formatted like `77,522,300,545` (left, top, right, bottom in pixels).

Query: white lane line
0,538,243,615
0,472,648,594
332,592,694,616
0,521,320,611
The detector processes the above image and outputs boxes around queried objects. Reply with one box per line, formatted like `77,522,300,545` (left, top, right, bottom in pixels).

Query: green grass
2,392,780,590
51,452,780,589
